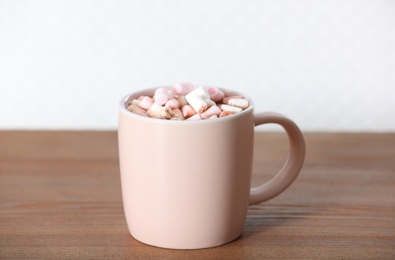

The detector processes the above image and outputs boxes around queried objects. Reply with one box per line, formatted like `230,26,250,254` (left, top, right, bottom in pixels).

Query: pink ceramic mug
118,87,305,249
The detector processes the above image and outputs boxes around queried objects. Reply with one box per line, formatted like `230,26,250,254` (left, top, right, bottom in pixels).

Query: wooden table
0,131,394,259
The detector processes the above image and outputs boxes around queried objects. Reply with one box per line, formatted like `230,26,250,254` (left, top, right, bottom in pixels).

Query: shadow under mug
118,87,305,249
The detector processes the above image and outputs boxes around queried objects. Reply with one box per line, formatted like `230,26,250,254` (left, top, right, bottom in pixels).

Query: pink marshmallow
137,95,148,101
201,106,222,119
207,87,225,102
219,111,234,117
165,98,180,109
187,114,202,120
138,96,154,110
154,87,169,105
182,105,196,118
167,90,174,100
172,82,196,96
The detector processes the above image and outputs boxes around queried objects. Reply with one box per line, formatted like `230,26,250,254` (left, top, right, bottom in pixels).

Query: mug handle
249,112,306,205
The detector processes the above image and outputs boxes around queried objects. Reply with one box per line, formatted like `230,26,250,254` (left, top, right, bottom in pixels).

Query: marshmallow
154,87,169,105
227,98,249,109
185,86,210,113
219,111,234,117
147,103,172,119
127,104,148,117
219,104,243,113
185,94,207,114
172,82,196,96
207,87,225,102
223,95,243,104
187,86,210,100
201,106,222,119
205,99,216,108
137,95,148,101
170,109,185,120
182,105,196,118
176,95,188,107
167,89,174,100
131,99,141,106
165,98,180,109
138,96,154,110
187,114,202,120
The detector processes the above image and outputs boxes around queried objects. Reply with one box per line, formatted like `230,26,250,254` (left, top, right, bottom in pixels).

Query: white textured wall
0,0,394,131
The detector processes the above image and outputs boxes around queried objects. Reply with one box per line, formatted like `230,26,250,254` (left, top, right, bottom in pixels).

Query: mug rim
119,86,255,124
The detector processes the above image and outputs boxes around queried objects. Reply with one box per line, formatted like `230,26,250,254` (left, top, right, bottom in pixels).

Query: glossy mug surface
118,87,305,249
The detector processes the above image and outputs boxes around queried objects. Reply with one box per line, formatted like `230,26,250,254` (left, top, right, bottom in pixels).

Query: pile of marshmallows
126,83,250,120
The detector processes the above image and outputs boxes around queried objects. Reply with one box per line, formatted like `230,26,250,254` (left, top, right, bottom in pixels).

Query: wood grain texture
0,131,394,259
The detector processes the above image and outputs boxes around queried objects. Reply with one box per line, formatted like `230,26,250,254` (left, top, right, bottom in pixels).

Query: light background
0,0,394,131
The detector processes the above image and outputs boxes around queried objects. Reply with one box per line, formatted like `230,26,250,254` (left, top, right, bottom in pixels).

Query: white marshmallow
131,99,141,106
219,104,243,113
185,94,208,114
223,95,243,104
147,103,172,119
227,98,249,109
170,108,185,120
205,99,216,107
186,86,210,100
127,104,148,117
